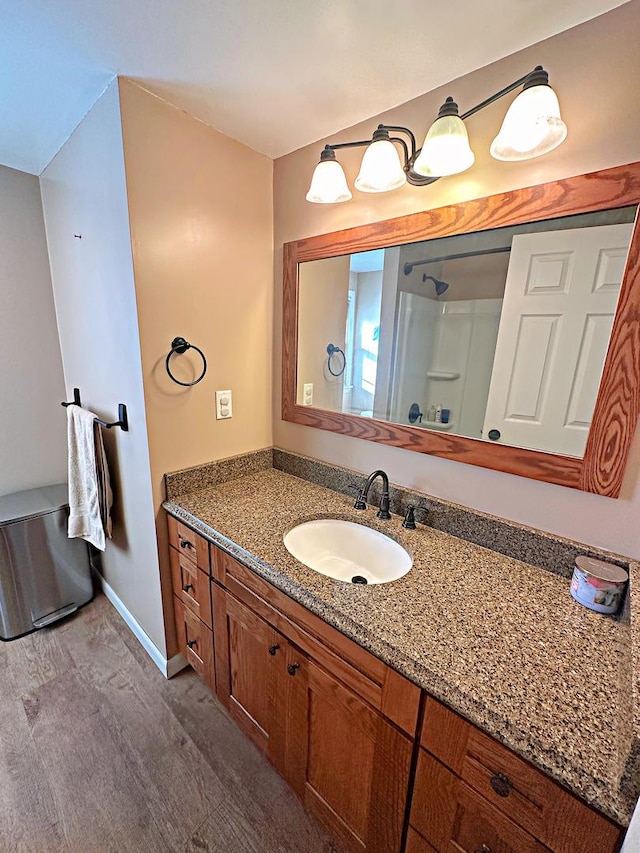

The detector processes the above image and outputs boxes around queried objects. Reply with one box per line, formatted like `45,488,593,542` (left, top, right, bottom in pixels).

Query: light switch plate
215,389,233,419
303,383,313,406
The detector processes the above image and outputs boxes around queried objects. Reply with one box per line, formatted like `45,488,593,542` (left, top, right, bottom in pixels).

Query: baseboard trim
167,652,188,678
93,569,188,679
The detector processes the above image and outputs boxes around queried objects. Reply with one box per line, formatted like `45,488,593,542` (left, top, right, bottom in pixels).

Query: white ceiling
0,0,631,175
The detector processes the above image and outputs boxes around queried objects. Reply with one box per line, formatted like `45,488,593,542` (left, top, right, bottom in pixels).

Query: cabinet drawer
167,515,210,574
420,697,622,853
173,596,214,689
169,546,212,628
411,749,547,853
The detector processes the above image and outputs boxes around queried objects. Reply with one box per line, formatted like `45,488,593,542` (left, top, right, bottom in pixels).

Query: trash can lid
0,484,69,525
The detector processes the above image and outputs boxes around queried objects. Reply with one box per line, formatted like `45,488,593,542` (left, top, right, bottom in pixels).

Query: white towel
67,406,113,551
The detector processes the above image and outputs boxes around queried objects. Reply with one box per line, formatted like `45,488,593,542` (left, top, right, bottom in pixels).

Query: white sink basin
283,519,412,585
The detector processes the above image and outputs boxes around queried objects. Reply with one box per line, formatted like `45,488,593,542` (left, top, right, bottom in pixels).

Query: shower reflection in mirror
296,206,636,459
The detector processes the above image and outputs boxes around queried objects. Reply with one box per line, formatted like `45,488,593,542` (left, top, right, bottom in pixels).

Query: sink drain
352,575,368,585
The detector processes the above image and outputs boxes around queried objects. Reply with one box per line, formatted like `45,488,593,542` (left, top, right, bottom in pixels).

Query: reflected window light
362,354,377,395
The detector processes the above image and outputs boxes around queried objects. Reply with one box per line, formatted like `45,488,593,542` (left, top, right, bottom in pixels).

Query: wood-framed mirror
282,163,640,498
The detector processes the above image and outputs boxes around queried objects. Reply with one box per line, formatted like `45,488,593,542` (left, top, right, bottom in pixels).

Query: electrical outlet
303,383,313,406
215,389,233,419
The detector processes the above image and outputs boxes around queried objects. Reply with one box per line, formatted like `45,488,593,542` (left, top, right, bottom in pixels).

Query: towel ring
166,337,208,386
326,343,346,377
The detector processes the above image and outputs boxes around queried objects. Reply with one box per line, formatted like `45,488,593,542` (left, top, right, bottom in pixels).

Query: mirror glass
296,206,636,458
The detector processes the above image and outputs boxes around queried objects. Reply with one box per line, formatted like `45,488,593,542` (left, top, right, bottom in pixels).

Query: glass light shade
306,159,352,204
490,84,567,161
354,140,407,193
413,115,475,178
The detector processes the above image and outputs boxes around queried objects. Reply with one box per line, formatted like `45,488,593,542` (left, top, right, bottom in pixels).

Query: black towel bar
62,387,129,432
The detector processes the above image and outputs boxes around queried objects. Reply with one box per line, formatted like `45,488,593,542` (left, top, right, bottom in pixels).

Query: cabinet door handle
180,538,194,550
489,772,512,797
182,583,194,593
187,639,197,649
475,845,492,853
268,644,280,656
287,663,300,676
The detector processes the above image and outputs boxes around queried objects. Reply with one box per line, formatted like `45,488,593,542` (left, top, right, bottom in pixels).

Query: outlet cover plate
303,383,313,406
215,389,233,419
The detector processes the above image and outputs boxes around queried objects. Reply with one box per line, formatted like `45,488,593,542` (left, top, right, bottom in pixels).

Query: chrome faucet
354,470,391,519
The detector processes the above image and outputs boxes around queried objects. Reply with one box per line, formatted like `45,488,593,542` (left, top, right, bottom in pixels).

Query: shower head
422,273,449,296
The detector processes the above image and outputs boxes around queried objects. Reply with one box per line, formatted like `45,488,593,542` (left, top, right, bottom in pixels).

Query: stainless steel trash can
0,484,93,640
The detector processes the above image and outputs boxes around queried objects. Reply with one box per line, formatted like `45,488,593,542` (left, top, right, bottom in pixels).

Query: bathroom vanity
164,463,637,853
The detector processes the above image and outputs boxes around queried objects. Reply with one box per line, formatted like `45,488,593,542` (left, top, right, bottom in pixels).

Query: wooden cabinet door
213,588,287,763
287,658,412,853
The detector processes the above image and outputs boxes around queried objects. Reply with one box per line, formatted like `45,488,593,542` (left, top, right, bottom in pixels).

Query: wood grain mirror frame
282,162,640,497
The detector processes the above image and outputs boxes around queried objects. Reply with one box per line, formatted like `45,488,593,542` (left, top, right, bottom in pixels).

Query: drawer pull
268,644,280,656
287,663,300,676
490,772,512,797
475,846,492,853
187,639,197,649
180,538,194,550
182,583,194,593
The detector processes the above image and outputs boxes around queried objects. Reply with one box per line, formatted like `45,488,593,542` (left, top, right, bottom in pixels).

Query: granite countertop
164,468,639,826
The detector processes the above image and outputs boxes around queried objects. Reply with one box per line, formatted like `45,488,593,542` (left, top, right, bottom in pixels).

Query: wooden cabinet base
166,516,625,853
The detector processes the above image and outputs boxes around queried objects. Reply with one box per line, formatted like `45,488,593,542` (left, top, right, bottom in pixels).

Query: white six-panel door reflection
482,223,633,457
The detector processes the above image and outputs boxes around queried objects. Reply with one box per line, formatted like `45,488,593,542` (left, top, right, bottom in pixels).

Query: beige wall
40,81,166,655
297,255,350,410
118,79,274,650
0,166,67,496
119,80,274,504
273,2,640,558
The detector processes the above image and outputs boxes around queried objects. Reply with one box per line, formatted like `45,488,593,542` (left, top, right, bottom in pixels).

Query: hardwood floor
0,594,341,853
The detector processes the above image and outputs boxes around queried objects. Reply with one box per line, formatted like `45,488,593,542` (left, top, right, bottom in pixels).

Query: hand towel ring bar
165,337,208,386
326,343,346,377
61,387,129,431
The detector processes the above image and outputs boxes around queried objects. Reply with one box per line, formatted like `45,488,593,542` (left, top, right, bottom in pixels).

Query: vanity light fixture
306,66,567,203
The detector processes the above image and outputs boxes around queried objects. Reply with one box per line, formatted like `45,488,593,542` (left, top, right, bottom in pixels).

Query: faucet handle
350,484,367,511
402,504,428,529
402,505,417,529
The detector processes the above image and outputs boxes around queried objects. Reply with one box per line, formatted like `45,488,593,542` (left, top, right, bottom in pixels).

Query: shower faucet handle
408,403,423,424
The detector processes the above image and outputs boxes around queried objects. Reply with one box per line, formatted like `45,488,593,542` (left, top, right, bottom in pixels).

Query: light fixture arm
458,66,547,121
324,126,410,162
